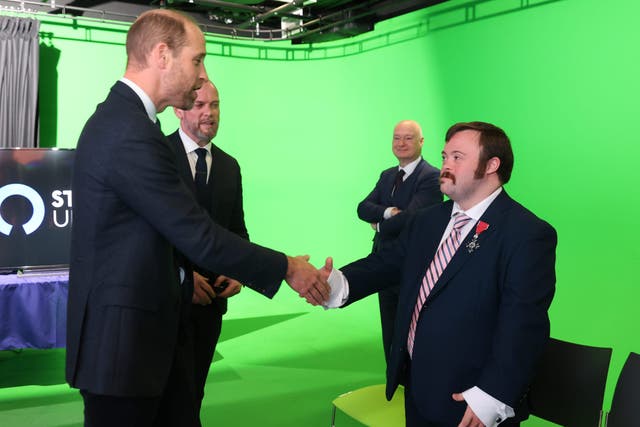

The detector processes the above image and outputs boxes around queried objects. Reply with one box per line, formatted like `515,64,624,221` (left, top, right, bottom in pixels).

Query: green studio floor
0,295,557,427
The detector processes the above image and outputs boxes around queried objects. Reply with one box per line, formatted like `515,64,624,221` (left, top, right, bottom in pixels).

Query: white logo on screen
0,184,46,236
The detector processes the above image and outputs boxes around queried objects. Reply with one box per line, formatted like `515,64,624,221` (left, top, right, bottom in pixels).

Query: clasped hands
285,255,335,306
192,256,335,307
192,271,242,305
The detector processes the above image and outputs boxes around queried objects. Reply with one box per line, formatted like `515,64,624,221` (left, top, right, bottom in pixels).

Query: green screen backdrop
1,0,639,425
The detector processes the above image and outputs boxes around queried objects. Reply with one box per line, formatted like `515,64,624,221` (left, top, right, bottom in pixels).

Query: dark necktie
391,169,405,196
194,148,209,206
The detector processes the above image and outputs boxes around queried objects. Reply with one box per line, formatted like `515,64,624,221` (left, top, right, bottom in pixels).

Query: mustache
440,171,456,184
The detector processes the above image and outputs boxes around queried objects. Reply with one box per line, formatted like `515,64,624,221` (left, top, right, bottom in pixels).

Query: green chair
331,384,405,427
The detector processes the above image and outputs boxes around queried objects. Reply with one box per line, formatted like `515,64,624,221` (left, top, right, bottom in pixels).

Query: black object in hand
214,280,229,294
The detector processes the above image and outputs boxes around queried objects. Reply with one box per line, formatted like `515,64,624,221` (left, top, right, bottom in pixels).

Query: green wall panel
2,0,639,424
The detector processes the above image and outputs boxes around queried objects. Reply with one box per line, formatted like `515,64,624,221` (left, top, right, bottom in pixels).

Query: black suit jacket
357,158,442,251
66,81,287,397
168,130,249,314
343,190,557,424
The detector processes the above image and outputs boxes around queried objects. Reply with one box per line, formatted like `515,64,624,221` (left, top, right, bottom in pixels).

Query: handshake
284,255,337,306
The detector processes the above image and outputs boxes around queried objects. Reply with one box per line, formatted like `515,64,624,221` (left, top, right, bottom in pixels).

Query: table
0,271,68,351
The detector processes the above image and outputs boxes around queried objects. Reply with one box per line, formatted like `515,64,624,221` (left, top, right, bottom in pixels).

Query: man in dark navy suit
324,122,556,427
169,79,246,426
67,9,329,427
357,120,442,363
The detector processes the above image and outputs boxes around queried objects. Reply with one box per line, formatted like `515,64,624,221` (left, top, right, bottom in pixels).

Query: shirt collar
179,127,211,156
119,77,157,124
399,156,422,177
452,187,503,222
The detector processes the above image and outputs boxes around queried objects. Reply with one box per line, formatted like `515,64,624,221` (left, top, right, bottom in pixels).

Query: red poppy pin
466,221,489,253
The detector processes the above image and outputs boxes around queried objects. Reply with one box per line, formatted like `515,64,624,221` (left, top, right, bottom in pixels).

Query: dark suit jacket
168,131,248,314
66,81,287,397
357,158,442,251
342,190,557,424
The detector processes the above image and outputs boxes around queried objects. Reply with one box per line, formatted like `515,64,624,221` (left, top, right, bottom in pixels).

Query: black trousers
378,284,400,363
81,335,197,427
189,302,224,427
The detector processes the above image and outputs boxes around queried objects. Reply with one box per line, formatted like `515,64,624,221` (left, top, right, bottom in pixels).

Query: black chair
605,352,640,427
527,337,612,427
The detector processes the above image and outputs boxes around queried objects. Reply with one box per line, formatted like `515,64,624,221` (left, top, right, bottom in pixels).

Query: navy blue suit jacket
169,130,249,314
342,190,556,424
66,82,287,397
357,158,442,251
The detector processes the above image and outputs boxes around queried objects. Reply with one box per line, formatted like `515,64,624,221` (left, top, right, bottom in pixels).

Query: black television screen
0,148,74,273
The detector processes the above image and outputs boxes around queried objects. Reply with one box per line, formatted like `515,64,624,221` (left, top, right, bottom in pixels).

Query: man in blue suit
169,79,246,426
323,122,556,427
67,9,329,427
357,120,442,363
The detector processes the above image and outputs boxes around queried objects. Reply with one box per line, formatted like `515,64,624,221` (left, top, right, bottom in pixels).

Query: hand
192,271,216,305
390,207,402,216
452,393,485,427
319,257,333,282
285,255,331,306
214,275,242,299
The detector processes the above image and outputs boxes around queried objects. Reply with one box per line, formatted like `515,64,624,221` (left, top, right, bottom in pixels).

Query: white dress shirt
178,128,212,180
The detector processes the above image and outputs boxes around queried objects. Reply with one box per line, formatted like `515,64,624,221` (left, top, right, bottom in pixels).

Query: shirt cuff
462,386,515,427
323,268,349,309
383,207,395,220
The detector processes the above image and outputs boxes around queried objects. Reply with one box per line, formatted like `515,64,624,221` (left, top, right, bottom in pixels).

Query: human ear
154,43,170,69
486,157,500,174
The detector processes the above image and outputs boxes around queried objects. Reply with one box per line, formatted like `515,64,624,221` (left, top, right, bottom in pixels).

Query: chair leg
331,404,337,427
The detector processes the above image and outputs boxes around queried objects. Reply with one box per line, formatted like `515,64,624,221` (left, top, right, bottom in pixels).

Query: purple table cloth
0,272,68,350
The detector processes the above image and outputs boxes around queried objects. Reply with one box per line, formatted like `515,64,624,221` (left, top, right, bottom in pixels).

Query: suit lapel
412,158,426,177
169,131,197,196
425,190,514,301
207,145,222,216
404,202,452,305
380,168,396,204
392,158,425,203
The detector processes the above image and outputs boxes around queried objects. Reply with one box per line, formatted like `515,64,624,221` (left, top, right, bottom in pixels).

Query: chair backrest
527,337,612,427
606,352,640,427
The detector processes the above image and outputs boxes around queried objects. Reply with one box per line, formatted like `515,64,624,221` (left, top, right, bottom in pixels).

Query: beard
179,89,198,110
194,120,217,141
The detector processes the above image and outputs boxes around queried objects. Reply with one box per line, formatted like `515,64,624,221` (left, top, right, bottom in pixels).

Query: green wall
4,0,640,423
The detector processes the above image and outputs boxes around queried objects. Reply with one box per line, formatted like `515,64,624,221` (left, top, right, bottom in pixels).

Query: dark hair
445,121,514,184
126,10,190,70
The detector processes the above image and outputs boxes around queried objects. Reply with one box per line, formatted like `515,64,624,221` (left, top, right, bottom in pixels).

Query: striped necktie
407,213,472,356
